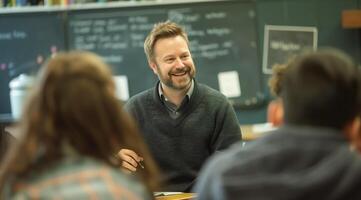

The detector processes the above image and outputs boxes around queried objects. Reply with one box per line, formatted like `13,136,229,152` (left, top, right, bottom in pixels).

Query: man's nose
174,57,185,68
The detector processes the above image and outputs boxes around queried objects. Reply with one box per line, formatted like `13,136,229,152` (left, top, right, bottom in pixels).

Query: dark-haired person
118,21,241,192
194,48,361,200
0,51,158,199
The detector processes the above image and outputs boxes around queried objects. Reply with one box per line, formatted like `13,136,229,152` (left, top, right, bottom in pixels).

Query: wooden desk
240,123,275,141
155,193,196,200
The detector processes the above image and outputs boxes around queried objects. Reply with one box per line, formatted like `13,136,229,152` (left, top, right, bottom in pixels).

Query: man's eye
165,58,175,63
181,55,189,59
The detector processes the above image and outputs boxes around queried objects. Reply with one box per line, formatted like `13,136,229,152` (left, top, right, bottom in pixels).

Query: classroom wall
237,0,361,124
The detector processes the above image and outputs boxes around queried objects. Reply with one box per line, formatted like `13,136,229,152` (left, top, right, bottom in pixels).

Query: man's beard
158,65,195,90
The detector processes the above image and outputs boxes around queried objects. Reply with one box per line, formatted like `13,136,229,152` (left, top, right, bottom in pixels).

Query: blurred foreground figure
0,51,158,199
195,48,361,200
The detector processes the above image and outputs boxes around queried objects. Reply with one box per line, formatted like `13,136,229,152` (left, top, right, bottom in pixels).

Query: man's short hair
268,64,289,97
281,48,361,129
144,21,189,62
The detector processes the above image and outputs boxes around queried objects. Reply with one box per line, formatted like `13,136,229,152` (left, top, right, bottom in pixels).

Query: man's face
149,35,196,91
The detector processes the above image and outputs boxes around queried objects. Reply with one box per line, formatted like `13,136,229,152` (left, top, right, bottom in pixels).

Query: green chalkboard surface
0,10,66,120
0,0,264,120
67,0,264,107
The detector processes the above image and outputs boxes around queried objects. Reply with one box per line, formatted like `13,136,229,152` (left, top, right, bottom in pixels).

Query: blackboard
262,25,318,74
0,10,66,121
67,0,264,107
0,0,264,120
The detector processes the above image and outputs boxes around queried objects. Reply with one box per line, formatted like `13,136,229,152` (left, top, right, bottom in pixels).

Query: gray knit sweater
125,81,241,192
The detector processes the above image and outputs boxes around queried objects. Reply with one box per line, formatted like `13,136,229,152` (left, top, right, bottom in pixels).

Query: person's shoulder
81,158,147,190
194,142,245,192
92,160,152,199
218,130,282,163
193,144,241,199
204,142,245,172
11,157,151,199
106,166,151,198
200,133,284,178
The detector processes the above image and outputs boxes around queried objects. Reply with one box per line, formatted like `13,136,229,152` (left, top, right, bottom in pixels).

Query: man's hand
118,149,144,173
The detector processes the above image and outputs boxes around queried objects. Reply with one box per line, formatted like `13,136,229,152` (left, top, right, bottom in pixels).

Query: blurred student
194,48,361,200
118,21,241,192
0,51,158,199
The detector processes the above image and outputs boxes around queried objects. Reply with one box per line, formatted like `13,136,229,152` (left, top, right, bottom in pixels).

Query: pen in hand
138,160,145,169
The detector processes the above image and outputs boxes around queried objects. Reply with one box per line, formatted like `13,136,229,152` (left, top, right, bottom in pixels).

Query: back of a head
1,51,117,181
0,51,159,192
32,51,122,159
281,48,361,129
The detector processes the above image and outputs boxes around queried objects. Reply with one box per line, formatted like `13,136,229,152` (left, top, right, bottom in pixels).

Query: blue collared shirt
158,80,194,119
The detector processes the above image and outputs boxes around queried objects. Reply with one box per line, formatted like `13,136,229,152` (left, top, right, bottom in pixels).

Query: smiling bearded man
118,21,242,192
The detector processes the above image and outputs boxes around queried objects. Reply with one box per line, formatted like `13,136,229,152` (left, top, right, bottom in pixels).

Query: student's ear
344,117,361,152
148,60,158,75
267,99,284,127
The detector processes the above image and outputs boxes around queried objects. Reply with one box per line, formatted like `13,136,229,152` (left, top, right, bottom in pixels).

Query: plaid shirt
8,157,151,200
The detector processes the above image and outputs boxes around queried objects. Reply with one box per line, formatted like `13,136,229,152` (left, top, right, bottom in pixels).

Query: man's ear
344,117,360,139
267,98,284,127
148,60,158,75
344,117,361,151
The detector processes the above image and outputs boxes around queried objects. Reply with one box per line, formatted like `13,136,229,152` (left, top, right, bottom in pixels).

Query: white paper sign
217,71,241,98
113,75,129,101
